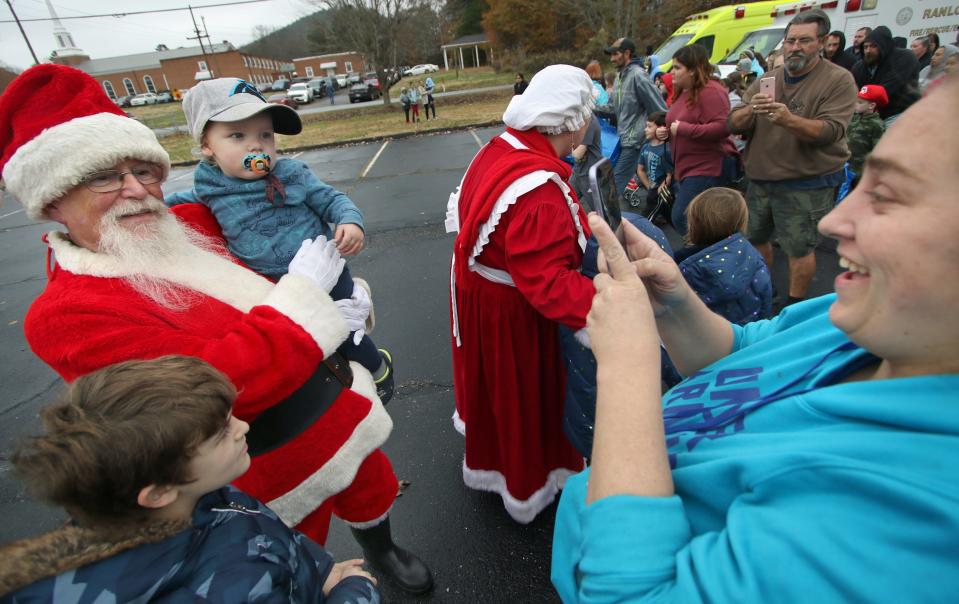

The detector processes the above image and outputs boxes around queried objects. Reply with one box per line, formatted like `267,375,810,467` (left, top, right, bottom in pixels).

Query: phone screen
587,158,623,232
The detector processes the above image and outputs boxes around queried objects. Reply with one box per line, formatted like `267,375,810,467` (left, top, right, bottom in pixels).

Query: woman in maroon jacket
660,44,739,235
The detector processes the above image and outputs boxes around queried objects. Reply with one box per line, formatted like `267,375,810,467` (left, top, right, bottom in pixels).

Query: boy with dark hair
626,110,674,223
0,356,380,603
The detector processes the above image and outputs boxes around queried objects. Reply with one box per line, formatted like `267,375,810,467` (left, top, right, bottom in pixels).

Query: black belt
246,353,354,457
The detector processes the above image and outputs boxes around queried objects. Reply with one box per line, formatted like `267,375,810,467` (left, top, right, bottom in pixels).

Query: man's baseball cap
858,84,889,108
183,78,302,142
604,38,637,55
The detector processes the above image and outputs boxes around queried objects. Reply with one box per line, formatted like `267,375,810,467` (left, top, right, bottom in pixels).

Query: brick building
292,52,367,79
54,42,294,100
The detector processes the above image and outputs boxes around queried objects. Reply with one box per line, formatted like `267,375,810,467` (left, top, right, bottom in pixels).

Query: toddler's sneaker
374,348,394,404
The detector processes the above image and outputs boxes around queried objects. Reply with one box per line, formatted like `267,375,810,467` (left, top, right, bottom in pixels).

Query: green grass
126,102,185,129
159,89,511,163
389,66,514,100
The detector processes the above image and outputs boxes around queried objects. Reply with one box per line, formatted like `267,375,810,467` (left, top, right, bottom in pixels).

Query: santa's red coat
450,129,593,523
24,205,397,543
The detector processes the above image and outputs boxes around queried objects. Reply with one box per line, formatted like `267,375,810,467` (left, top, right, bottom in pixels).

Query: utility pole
200,15,222,76
5,0,40,65
187,5,212,77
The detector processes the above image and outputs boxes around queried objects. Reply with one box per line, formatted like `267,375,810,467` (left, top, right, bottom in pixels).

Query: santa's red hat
0,64,170,220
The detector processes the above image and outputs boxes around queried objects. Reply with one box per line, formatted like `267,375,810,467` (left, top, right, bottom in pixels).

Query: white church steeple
45,0,87,61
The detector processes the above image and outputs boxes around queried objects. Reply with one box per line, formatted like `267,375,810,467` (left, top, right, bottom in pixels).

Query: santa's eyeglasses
81,163,163,193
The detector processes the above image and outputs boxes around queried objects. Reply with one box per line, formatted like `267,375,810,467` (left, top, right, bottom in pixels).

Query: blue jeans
672,155,739,236
613,144,642,196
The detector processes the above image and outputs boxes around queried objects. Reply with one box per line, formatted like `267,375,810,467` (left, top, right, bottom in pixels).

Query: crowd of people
399,76,437,123
0,7,957,602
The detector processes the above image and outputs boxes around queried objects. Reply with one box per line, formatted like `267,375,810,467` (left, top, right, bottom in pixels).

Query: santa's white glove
573,328,591,349
287,237,345,293
335,283,372,345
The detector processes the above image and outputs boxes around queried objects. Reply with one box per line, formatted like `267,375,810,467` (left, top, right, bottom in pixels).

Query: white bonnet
502,64,597,135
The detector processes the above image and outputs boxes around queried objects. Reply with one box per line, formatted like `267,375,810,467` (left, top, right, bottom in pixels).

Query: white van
717,0,958,75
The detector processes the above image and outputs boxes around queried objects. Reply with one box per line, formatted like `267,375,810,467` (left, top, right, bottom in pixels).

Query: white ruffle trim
462,458,580,524
469,169,554,267
452,409,466,436
469,170,587,266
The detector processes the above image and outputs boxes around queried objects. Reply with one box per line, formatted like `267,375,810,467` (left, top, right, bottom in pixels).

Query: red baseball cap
858,84,889,108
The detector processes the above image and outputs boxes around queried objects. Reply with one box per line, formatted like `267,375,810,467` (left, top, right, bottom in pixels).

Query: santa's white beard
97,197,221,310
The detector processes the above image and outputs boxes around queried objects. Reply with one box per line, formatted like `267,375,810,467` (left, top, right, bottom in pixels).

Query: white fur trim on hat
2,113,171,220
503,64,597,135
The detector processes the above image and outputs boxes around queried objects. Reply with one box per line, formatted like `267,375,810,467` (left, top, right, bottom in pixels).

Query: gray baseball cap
183,78,302,142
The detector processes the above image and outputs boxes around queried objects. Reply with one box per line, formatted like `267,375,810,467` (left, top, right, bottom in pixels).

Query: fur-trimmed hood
0,487,353,602
0,520,189,597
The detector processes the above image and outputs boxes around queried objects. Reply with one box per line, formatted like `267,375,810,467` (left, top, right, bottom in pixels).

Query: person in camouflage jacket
848,84,887,177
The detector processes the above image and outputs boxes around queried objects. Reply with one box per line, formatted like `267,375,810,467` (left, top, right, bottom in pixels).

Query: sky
1,0,317,71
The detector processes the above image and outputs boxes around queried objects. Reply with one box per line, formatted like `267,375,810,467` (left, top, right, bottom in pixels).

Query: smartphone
587,157,623,233
759,76,776,100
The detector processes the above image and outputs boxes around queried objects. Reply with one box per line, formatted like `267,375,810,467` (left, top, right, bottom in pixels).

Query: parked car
256,81,273,93
129,93,159,106
347,73,362,85
113,95,134,107
155,91,174,103
362,72,381,89
307,77,328,97
348,82,381,103
287,82,313,104
268,93,298,109
335,74,348,88
271,78,291,91
403,64,439,76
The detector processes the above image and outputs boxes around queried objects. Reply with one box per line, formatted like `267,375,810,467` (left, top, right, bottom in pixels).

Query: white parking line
288,151,303,160
469,129,483,148
168,171,193,182
0,209,24,220
360,140,390,178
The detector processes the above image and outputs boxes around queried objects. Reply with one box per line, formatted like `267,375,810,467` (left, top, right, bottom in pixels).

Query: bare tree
251,24,278,40
312,0,434,105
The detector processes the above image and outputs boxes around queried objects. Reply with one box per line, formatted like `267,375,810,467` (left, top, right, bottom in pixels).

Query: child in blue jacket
674,187,772,324
0,356,379,603
165,78,394,401
560,212,681,458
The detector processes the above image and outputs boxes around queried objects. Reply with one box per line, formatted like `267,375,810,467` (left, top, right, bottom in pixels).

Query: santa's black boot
351,517,433,594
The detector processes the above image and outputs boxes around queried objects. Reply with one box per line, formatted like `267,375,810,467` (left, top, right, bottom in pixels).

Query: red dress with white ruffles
449,127,593,523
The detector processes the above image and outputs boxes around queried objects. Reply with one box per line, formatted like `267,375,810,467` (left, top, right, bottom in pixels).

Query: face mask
243,152,272,175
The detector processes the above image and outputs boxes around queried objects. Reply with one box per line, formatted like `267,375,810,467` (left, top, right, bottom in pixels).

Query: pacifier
243,152,272,175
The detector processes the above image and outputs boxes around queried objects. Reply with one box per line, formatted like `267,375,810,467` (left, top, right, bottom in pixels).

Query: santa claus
446,65,596,523
0,64,431,594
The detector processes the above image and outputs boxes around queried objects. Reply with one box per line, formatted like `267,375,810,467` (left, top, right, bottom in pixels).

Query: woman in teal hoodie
552,77,959,603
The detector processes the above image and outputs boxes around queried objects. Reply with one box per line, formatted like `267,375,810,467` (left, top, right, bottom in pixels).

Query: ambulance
715,0,959,75
654,1,782,72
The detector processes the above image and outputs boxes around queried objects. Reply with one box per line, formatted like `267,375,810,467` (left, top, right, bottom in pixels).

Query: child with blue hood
674,187,772,324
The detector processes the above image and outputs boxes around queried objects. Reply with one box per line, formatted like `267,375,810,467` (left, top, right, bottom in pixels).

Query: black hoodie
851,26,921,119
827,31,857,71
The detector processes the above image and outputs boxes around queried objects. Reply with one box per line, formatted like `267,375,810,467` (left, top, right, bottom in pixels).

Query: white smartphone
759,76,776,100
